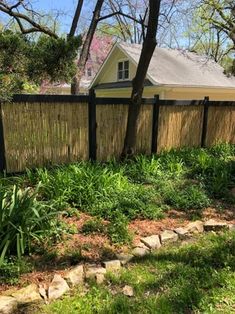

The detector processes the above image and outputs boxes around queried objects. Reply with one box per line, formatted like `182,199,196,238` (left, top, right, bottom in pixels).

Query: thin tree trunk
68,0,84,38
71,0,105,94
122,0,161,157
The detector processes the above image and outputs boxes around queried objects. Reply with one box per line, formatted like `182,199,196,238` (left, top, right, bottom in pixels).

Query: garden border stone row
0,218,234,314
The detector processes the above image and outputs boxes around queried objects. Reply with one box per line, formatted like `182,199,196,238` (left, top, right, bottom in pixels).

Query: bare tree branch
0,1,58,38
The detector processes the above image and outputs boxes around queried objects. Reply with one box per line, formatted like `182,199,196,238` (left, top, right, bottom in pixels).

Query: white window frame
117,59,130,81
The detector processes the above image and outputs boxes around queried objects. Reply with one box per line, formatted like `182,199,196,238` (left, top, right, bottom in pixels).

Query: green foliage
81,218,106,235
163,183,210,210
28,35,81,83
0,31,29,100
189,0,235,75
0,184,60,264
107,213,132,245
0,144,234,249
0,258,33,285
25,162,165,222
40,232,235,314
0,30,81,100
22,144,234,224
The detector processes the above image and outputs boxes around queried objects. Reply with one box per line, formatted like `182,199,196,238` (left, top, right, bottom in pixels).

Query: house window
117,60,129,80
87,68,92,77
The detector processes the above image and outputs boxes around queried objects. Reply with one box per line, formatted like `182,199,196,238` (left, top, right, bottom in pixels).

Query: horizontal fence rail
0,92,234,173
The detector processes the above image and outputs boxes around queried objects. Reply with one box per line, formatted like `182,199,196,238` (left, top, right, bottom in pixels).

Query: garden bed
0,144,234,294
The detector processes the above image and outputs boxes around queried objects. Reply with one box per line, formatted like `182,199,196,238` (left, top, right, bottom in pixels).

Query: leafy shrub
0,185,60,264
164,184,210,210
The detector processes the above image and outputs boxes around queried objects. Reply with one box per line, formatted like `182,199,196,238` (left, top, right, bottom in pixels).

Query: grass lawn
0,143,234,291
38,231,235,314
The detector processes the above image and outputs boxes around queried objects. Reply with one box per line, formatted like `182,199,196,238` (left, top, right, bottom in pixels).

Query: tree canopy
0,31,81,100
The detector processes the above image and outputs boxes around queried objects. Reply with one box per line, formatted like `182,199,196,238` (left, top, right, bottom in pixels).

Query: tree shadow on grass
125,232,235,313
100,233,235,314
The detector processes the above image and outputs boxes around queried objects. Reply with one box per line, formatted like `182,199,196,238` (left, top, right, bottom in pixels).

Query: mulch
0,205,234,293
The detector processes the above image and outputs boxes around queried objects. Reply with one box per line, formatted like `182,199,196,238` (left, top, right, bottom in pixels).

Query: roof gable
91,41,235,89
119,42,235,88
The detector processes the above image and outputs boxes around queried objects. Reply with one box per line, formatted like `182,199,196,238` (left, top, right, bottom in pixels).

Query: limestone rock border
1,218,234,313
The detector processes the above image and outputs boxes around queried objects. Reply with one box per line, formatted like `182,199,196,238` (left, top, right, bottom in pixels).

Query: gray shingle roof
118,42,235,88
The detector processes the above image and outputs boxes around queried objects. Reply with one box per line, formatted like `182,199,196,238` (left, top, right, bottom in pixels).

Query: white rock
95,273,105,284
85,266,106,279
103,260,121,272
122,285,134,297
38,285,48,302
48,274,70,300
174,227,189,239
132,247,149,257
140,235,161,250
64,265,84,286
204,219,228,232
160,230,178,243
0,296,18,314
116,253,134,265
228,224,235,231
11,284,41,304
185,221,204,233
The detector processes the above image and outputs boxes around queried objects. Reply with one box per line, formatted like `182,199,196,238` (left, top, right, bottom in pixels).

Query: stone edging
1,219,235,314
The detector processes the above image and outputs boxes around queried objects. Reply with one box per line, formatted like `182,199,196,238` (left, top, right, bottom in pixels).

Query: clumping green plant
0,184,61,264
0,257,33,285
81,218,106,235
163,183,210,210
18,144,235,239
107,213,133,244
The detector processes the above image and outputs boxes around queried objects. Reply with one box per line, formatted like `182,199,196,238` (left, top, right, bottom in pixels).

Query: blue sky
0,0,94,34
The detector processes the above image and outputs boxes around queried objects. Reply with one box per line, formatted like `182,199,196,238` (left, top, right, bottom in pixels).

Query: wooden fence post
88,89,97,160
151,94,160,153
201,96,209,148
0,104,6,172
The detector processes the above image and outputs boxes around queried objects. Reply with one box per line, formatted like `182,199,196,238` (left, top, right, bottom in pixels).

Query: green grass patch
39,231,235,314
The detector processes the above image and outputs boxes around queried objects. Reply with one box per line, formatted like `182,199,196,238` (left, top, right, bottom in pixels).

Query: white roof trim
116,43,155,85
90,42,118,89
90,42,155,89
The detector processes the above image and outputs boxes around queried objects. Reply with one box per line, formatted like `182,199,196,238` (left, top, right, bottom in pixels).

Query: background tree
199,0,235,74
0,30,81,101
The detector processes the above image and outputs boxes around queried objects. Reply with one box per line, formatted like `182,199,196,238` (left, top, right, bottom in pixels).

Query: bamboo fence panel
96,104,152,161
0,98,234,172
2,102,88,172
206,106,235,146
136,105,153,154
96,104,128,161
157,105,204,152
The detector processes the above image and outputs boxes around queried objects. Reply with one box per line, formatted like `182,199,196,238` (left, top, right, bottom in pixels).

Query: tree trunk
122,0,161,157
68,0,84,38
71,0,105,94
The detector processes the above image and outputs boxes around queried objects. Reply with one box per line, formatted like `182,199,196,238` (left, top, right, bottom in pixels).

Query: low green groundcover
39,231,235,314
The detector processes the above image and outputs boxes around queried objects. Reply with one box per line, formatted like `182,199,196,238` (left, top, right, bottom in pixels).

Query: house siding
94,48,136,85
95,86,235,101
92,44,235,101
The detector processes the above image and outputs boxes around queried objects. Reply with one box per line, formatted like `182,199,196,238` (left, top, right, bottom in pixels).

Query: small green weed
0,258,33,285
107,213,132,244
81,218,106,235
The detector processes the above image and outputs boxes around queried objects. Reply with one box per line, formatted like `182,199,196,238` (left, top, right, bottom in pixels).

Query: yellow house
90,42,235,100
